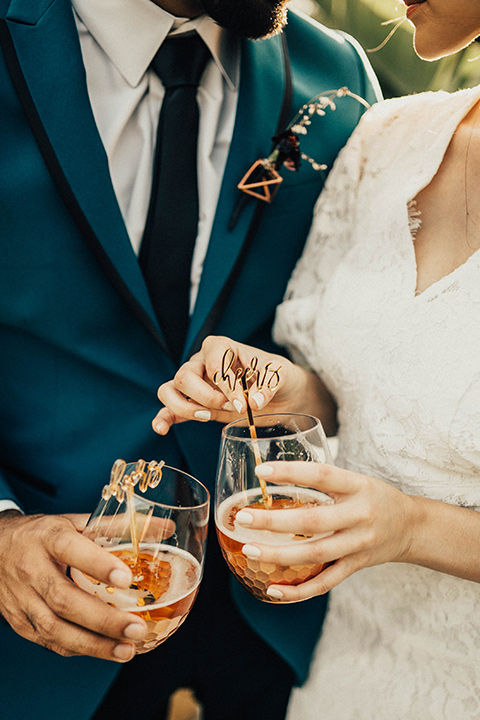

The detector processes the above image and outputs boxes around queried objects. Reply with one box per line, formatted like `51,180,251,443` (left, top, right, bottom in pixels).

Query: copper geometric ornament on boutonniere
237,86,371,204
237,159,283,202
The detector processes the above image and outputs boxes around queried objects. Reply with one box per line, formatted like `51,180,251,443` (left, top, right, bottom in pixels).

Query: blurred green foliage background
292,0,480,97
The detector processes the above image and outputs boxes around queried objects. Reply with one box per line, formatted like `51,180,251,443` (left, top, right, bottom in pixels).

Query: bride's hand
152,335,301,435
236,461,418,602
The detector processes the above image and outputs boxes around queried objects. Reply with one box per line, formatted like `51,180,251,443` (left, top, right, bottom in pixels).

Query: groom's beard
200,0,290,39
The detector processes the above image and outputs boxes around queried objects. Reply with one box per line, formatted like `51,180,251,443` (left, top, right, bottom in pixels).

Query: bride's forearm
402,494,480,583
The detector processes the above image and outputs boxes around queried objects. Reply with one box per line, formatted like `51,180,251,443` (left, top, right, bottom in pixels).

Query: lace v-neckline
402,87,480,300
406,198,480,299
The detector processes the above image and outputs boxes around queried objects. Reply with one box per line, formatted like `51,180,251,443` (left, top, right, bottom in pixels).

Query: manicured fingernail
194,410,211,421
266,587,284,599
222,401,235,411
109,568,131,588
123,623,147,640
252,392,265,409
242,544,261,558
154,421,167,435
255,464,274,477
113,643,135,661
233,399,244,414
235,510,253,525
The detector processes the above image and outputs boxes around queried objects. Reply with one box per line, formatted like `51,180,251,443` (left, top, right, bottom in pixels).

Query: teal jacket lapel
3,0,167,351
184,34,286,359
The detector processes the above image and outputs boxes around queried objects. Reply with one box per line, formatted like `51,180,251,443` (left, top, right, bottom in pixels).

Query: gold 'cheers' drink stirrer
213,348,283,509
102,459,165,575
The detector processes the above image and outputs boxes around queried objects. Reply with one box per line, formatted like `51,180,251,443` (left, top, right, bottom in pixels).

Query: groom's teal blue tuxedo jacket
0,0,380,716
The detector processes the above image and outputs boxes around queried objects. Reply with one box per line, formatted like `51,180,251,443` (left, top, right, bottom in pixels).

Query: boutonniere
238,86,370,203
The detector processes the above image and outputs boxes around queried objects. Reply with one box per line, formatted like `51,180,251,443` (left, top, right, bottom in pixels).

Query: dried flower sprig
238,86,371,203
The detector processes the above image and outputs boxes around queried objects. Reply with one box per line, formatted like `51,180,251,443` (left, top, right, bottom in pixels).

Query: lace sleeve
273,111,369,366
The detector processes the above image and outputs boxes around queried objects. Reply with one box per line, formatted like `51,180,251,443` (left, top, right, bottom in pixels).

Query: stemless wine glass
215,413,334,603
71,460,209,653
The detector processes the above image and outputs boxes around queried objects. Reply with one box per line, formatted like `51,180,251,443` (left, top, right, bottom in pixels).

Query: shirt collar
73,0,239,90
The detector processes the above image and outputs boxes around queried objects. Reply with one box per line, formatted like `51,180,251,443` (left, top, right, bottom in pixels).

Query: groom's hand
0,511,147,661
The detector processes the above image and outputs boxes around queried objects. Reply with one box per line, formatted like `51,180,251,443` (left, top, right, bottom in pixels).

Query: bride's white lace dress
273,85,480,719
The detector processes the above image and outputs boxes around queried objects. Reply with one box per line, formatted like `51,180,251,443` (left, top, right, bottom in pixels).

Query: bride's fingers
202,336,287,415
172,363,233,412
242,538,331,568
154,380,212,433
245,357,285,410
158,370,230,418
241,527,366,569
265,555,362,602
202,338,248,415
246,375,281,411
153,375,241,434
153,385,218,434
236,497,364,539
255,461,360,496
152,406,183,435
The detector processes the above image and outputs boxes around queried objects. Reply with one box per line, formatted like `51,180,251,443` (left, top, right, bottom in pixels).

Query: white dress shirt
0,0,240,514
74,0,240,312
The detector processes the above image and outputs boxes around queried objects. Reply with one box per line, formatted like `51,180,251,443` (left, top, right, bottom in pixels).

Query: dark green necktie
140,33,210,363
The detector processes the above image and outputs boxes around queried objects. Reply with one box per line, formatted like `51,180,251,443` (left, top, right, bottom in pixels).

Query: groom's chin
199,0,289,39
